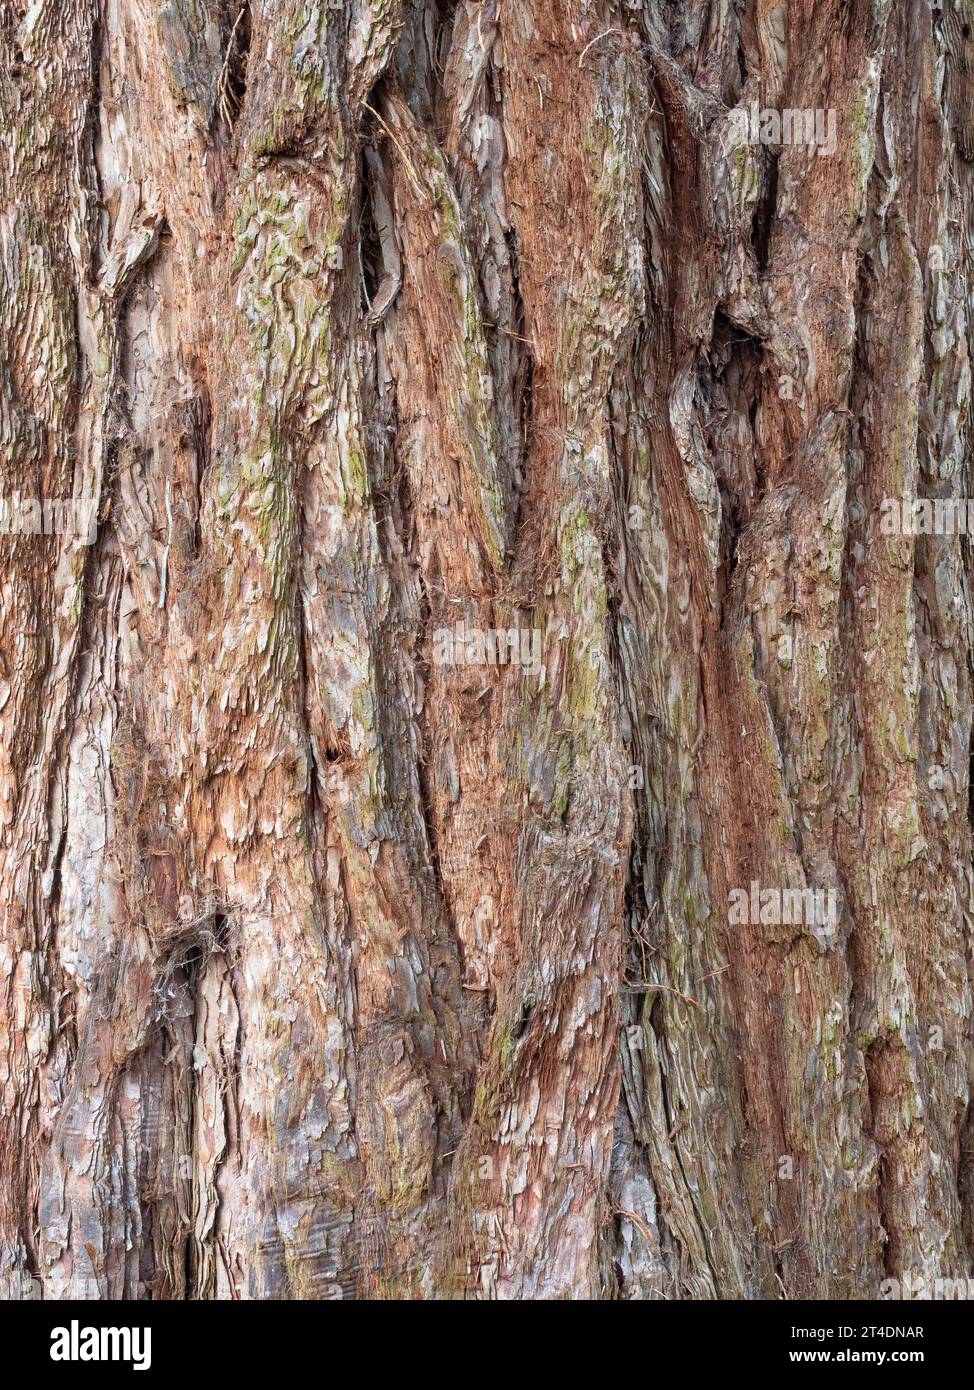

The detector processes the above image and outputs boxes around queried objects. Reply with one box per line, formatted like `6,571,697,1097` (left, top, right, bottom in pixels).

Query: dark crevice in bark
83,1,107,255
511,992,534,1043
432,0,460,120
751,152,778,273
298,597,322,828
359,147,385,314
395,0,455,127
735,33,747,93
958,1097,974,1262
359,126,404,332
215,2,252,142
415,737,447,904
188,381,212,560
0,7,24,83
504,223,533,539
603,411,628,704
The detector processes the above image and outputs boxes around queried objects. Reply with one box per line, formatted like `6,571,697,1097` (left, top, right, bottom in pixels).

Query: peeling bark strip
1,0,974,1302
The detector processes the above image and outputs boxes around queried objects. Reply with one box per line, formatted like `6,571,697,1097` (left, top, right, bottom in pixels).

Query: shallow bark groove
1,0,973,1300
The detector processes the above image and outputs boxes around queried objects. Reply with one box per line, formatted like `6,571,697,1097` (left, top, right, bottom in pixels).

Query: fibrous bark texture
2,0,974,1301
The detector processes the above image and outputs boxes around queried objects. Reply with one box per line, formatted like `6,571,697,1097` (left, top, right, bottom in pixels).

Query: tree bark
1,0,973,1300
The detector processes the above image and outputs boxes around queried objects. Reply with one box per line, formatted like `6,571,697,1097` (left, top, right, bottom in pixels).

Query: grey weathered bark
1,0,973,1300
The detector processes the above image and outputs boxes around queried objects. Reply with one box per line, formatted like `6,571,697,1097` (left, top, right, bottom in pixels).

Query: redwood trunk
1,0,973,1301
